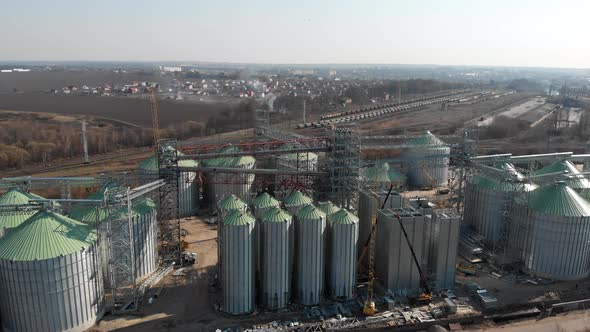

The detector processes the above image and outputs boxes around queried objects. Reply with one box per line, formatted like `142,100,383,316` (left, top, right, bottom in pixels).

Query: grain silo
509,182,590,280
317,201,341,218
131,198,158,279
252,192,281,218
259,207,293,310
0,188,41,238
362,161,407,189
218,194,248,220
138,150,200,217
0,210,104,332
294,204,327,305
202,146,256,207
358,188,403,259
427,212,460,291
403,131,450,188
463,164,537,243
275,152,318,198
221,210,256,314
283,190,313,215
327,209,359,300
376,208,427,296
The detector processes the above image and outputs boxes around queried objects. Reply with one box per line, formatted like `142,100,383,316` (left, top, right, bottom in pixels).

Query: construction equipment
393,212,433,305
361,184,395,316
456,262,476,276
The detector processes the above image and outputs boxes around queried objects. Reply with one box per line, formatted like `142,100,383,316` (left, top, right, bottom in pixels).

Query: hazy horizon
2,0,590,69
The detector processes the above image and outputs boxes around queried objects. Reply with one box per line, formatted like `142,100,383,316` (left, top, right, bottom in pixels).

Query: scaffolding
330,126,361,210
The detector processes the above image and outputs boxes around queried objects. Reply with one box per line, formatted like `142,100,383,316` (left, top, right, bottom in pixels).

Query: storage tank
221,210,256,314
252,192,281,218
362,161,407,189
463,164,537,243
317,201,341,218
276,152,318,198
259,207,293,310
138,150,200,217
403,131,450,187
131,198,159,279
358,188,403,259
294,204,327,305
509,182,590,280
283,190,313,215
532,160,590,191
0,210,104,332
202,146,256,207
0,188,42,238
327,209,359,300
376,208,427,296
218,194,248,220
428,212,460,291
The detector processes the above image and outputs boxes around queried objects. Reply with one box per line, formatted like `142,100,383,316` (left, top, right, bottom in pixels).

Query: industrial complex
1,89,590,332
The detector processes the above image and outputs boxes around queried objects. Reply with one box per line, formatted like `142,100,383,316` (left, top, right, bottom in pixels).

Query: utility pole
397,85,401,105
81,120,89,163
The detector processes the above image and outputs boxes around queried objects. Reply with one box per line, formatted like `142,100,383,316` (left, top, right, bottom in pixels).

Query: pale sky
2,0,589,68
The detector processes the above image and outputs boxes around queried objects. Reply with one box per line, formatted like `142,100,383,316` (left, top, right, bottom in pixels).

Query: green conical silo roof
408,131,446,146
532,160,589,189
317,201,341,216
253,192,280,209
284,190,313,207
528,182,590,217
218,194,248,211
202,145,255,167
0,188,40,229
295,204,326,221
133,198,156,215
471,174,537,192
69,184,133,224
223,210,255,226
0,210,97,261
328,209,359,224
363,162,407,184
261,207,291,223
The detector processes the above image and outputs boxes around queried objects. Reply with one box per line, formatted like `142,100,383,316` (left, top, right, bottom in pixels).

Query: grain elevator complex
4,113,590,331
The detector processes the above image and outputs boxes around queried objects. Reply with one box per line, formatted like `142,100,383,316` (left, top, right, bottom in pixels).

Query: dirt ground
473,310,590,332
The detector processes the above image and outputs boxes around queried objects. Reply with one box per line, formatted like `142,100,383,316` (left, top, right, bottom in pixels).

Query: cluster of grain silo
403,131,450,188
463,163,537,244
509,182,590,280
283,190,313,215
202,146,256,207
138,149,199,217
0,209,104,332
362,161,407,189
70,184,158,282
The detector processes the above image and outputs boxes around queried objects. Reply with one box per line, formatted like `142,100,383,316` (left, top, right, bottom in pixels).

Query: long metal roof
528,182,590,217
260,207,291,223
0,210,97,261
252,192,280,209
284,190,313,207
327,209,359,225
223,210,255,226
295,204,326,221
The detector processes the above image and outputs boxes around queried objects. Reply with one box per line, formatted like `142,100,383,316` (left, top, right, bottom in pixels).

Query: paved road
480,310,590,332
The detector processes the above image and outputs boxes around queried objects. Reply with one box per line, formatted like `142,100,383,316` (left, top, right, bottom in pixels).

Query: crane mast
150,88,160,157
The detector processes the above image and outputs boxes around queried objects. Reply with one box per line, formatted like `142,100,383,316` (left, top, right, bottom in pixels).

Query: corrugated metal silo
132,198,158,279
403,131,450,187
375,208,427,296
252,192,281,218
276,152,318,198
327,209,359,300
0,188,40,238
358,188,402,259
138,150,200,217
463,164,536,243
294,204,327,306
259,207,293,310
203,146,256,207
509,182,590,280
428,212,460,291
284,190,313,215
362,161,407,189
221,210,256,314
0,210,104,332
217,194,248,284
